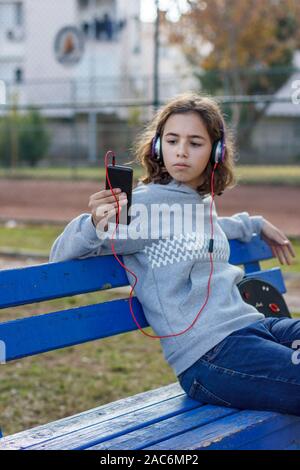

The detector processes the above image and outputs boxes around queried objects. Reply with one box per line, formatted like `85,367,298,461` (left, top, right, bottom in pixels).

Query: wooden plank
244,262,261,274
0,297,148,362
89,411,300,451
27,395,209,450
0,256,128,309
144,410,300,450
237,421,300,450
244,267,286,293
0,383,184,449
87,406,239,451
0,235,272,310
229,236,273,265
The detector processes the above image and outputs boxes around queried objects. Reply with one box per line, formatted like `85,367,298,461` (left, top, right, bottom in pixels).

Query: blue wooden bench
0,234,299,450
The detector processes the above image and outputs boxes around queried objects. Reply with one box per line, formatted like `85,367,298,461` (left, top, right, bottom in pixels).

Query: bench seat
0,382,299,450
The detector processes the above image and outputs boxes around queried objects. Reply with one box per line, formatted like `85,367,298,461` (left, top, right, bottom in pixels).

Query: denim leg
263,317,300,349
178,319,300,416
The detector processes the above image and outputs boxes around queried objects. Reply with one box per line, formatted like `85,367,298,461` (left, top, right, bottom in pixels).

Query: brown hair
130,92,237,197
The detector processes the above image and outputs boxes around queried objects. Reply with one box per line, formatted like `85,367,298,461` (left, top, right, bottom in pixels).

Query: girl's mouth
173,164,190,168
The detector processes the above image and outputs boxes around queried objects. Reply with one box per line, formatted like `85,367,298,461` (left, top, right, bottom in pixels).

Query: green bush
0,109,50,168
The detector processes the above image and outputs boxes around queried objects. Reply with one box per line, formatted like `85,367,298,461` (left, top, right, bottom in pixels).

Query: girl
50,92,299,416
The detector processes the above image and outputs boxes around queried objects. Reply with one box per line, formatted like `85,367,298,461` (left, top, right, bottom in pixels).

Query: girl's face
161,112,212,189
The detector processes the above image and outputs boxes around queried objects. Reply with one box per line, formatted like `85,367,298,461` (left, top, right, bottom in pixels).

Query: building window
15,68,23,83
15,2,23,26
78,0,89,9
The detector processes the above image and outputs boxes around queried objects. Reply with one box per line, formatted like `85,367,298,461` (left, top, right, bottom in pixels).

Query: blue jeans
177,317,300,416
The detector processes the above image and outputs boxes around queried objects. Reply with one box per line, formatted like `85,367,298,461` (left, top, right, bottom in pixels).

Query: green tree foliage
0,109,50,168
165,0,300,144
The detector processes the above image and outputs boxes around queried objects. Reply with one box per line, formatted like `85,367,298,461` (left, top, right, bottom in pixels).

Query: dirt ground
0,179,299,236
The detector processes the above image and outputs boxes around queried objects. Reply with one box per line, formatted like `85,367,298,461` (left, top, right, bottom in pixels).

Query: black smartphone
105,164,133,225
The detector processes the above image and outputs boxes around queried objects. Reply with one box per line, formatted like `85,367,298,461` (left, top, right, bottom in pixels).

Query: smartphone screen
105,164,133,225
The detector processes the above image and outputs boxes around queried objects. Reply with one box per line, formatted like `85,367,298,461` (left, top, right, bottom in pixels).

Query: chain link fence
0,76,300,173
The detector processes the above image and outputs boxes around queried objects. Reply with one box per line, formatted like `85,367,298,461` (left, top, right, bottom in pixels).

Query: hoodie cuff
81,215,100,245
250,216,265,236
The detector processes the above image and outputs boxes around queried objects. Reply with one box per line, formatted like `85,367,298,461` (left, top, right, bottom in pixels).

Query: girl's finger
95,202,112,216
93,189,122,198
278,245,292,265
270,245,278,259
286,241,296,258
92,193,126,204
281,244,294,265
273,245,284,265
102,206,124,223
278,239,296,259
278,246,289,265
95,199,127,217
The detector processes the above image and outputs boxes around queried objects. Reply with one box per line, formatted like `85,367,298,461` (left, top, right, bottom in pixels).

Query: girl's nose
177,146,188,157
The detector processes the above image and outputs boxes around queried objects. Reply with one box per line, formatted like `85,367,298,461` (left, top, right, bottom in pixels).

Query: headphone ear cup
155,136,160,159
211,140,225,164
210,141,218,164
154,136,163,165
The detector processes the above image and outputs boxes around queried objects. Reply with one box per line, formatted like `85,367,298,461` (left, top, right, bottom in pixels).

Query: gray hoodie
49,178,265,377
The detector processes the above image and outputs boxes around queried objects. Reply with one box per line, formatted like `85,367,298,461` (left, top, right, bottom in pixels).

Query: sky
140,0,189,22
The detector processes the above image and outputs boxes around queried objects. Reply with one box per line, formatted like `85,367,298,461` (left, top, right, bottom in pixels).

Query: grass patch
235,165,300,186
1,165,300,185
0,166,143,182
0,224,63,256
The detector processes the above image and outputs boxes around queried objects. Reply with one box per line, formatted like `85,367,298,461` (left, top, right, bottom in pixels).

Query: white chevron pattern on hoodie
143,233,230,269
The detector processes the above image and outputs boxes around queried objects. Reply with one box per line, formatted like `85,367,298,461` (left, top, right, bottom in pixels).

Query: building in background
250,50,300,164
0,0,198,114
0,0,199,164
0,0,25,93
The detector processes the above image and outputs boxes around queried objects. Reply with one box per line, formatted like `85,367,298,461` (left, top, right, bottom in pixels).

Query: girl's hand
260,219,296,265
88,188,128,231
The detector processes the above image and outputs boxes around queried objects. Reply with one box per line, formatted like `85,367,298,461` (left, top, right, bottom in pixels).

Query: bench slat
0,256,128,309
245,267,286,293
87,406,238,451
229,235,273,265
237,422,300,450
144,410,300,450
0,383,183,449
27,396,213,450
0,298,147,361
0,266,286,362
0,235,272,309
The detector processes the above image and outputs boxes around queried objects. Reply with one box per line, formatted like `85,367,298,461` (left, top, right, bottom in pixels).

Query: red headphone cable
104,150,218,339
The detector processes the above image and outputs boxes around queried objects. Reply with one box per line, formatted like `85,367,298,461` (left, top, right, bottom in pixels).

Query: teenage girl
50,92,299,416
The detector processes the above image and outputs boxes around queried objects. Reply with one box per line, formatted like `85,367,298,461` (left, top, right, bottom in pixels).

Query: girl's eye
167,141,202,146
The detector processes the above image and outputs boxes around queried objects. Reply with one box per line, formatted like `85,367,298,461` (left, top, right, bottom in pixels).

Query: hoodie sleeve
49,184,151,263
217,212,266,242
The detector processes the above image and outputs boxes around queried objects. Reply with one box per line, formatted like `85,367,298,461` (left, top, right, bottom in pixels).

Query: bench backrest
0,235,285,363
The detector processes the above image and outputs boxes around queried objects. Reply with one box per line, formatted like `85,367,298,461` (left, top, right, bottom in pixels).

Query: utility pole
88,0,97,164
153,0,160,112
